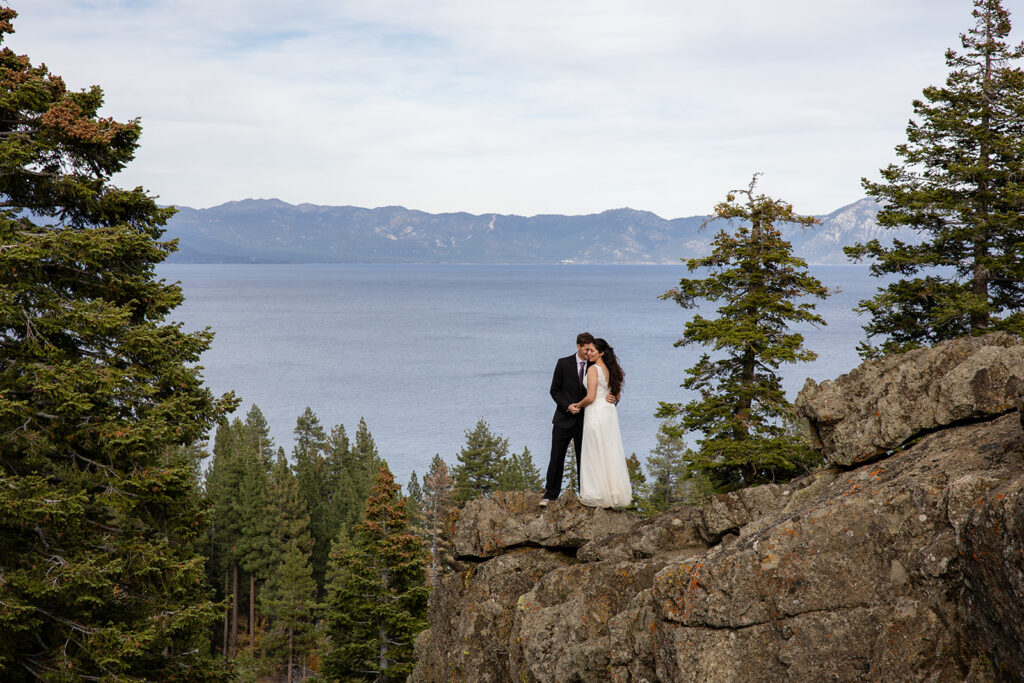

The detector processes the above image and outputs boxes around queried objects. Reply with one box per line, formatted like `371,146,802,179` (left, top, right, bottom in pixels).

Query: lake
159,263,879,486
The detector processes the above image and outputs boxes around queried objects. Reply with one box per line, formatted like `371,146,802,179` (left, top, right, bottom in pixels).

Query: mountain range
162,197,915,265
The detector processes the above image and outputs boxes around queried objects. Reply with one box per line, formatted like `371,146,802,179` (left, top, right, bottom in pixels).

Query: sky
7,0,1006,218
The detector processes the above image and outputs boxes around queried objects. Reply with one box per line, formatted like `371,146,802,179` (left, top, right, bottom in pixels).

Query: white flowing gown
578,366,632,508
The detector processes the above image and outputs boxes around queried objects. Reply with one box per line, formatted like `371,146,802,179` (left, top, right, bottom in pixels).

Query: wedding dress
578,366,632,508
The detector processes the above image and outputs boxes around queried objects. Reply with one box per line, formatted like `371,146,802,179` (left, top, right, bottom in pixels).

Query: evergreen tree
264,449,314,564
325,422,360,542
292,408,332,594
259,537,318,683
205,407,274,659
845,0,1024,356
658,175,829,492
259,449,316,672
453,418,509,504
204,418,246,656
241,404,275,464
234,409,274,657
405,470,425,530
0,8,236,678
323,524,352,591
349,418,383,504
498,446,544,492
422,454,456,584
322,465,429,682
563,442,579,495
625,453,648,508
645,424,694,511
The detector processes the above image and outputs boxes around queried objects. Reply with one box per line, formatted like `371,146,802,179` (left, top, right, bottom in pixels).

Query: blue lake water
159,264,879,486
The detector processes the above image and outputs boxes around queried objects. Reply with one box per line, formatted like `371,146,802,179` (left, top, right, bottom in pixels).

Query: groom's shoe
538,498,553,508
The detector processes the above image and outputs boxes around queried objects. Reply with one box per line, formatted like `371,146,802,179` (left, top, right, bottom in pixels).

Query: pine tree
0,9,236,678
264,449,314,565
259,537,318,683
845,0,1024,356
645,424,694,511
292,407,332,595
322,465,429,682
204,408,274,659
325,422,360,542
323,524,352,592
405,470,425,531
658,175,829,492
234,408,274,657
625,453,647,508
498,446,544,492
204,418,246,656
453,418,509,504
258,449,316,672
241,404,275,464
564,442,579,495
422,455,456,584
349,418,383,504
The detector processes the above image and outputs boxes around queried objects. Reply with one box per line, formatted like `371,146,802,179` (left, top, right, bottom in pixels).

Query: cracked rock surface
412,335,1024,682
794,332,1024,466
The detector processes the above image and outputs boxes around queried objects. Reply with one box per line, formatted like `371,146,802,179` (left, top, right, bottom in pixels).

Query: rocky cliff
411,334,1024,682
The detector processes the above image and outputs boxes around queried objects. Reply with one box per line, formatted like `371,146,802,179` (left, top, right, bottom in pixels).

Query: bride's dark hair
593,338,624,396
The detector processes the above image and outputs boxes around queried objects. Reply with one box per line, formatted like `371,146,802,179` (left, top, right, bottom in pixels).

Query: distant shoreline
160,260,876,268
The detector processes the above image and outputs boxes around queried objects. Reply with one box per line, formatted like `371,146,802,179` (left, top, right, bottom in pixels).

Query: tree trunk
736,346,756,439
973,40,993,333
222,568,229,657
231,560,239,657
288,627,294,683
249,571,255,655
430,499,439,585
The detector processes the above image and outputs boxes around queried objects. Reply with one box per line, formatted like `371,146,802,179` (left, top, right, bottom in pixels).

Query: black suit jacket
550,353,590,429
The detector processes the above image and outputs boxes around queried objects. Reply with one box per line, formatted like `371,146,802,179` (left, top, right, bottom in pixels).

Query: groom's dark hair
576,332,595,345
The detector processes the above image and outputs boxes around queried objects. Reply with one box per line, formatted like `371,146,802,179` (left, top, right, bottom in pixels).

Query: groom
540,332,595,507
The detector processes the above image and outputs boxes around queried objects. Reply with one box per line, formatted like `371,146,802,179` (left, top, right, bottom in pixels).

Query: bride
570,338,632,508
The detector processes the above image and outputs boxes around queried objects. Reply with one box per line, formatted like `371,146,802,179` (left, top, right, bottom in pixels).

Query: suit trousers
544,419,583,499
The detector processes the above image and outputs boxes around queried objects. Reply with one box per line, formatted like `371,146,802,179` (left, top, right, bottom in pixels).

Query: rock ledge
413,335,1024,682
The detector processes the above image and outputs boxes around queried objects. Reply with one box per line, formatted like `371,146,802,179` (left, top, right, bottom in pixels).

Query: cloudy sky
7,0,1001,217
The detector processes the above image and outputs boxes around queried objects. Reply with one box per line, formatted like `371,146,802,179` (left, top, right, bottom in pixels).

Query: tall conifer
259,537,318,682
322,465,428,682
659,176,828,491
645,425,695,511
405,470,425,531
498,446,544,492
349,417,383,504
625,454,648,506
326,422,360,541
0,8,236,678
453,418,509,504
422,455,456,584
264,449,314,564
234,408,274,656
292,407,332,594
846,0,1024,355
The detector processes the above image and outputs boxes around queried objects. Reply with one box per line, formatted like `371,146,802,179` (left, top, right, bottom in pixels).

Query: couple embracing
540,332,632,509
